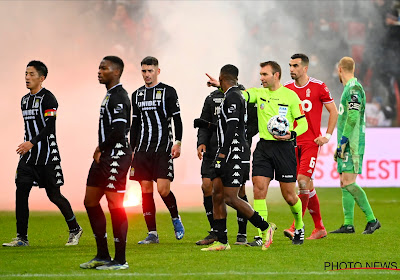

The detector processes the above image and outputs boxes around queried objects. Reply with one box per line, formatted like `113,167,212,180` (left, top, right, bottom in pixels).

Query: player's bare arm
206,73,220,87
16,141,34,155
314,102,338,146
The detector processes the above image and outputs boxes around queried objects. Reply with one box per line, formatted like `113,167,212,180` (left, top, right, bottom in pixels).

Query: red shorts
295,143,319,178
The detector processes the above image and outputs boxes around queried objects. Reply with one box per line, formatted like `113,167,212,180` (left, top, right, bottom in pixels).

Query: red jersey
284,77,334,145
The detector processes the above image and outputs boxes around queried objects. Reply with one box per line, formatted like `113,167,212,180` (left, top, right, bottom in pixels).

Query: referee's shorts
252,139,297,183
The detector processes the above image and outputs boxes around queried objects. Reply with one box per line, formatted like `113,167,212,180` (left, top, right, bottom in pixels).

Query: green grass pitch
1,188,399,280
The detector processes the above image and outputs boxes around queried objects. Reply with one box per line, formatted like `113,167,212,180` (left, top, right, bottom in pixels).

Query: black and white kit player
86,83,132,191
130,56,184,244
3,60,82,247
202,64,272,251
82,56,131,270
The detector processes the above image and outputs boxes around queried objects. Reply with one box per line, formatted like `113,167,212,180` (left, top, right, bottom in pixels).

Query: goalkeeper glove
336,136,348,159
214,155,226,177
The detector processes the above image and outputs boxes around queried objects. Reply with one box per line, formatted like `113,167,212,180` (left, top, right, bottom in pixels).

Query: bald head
338,56,355,73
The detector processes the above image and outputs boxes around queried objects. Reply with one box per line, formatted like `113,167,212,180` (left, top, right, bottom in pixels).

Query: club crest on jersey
306,88,311,97
33,99,40,108
156,90,162,99
101,95,110,106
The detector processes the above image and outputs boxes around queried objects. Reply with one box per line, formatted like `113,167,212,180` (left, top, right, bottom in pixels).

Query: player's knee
201,182,213,196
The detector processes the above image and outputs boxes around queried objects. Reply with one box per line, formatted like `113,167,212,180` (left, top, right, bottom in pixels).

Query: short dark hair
141,56,159,66
220,64,239,83
260,61,281,80
291,53,309,66
103,56,124,75
27,60,48,78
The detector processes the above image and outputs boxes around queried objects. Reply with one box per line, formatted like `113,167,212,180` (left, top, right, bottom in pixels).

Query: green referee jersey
243,86,307,141
337,77,366,155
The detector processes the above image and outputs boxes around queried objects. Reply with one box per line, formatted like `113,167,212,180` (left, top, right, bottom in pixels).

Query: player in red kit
283,53,338,240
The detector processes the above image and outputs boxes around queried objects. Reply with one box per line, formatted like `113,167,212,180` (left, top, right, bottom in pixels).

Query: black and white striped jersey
98,84,131,152
131,82,181,153
20,88,61,165
217,86,249,156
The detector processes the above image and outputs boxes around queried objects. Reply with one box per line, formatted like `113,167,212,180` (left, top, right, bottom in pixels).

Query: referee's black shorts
130,150,174,182
87,148,132,193
15,159,64,189
252,139,297,183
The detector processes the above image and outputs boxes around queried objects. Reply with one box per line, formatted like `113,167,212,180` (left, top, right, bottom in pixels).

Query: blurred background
1,0,399,212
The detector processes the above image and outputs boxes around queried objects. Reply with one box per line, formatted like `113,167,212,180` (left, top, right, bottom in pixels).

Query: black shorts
212,149,250,188
87,149,132,193
252,140,297,183
201,157,216,179
15,159,64,188
130,151,174,182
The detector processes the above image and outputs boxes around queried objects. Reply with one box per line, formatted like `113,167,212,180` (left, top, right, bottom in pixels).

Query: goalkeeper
330,57,381,234
207,61,308,245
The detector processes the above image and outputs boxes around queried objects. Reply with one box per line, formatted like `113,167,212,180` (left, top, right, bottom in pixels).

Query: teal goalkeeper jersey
337,77,366,155
243,86,307,141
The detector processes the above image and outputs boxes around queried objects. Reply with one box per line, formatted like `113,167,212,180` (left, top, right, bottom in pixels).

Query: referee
207,61,308,245
130,56,184,244
3,61,82,247
201,64,274,251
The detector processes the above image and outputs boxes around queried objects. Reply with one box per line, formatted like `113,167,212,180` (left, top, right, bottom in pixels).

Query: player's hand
336,136,348,159
93,146,101,163
171,143,181,159
16,141,33,155
197,144,206,160
273,131,291,141
206,73,220,88
314,136,329,146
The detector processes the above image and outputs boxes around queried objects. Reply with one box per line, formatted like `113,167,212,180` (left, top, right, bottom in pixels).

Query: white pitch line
0,271,399,278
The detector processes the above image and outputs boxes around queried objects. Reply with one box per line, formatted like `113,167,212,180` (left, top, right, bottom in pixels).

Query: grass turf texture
0,188,399,280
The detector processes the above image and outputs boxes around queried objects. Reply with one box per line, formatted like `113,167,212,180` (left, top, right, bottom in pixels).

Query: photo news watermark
324,261,399,271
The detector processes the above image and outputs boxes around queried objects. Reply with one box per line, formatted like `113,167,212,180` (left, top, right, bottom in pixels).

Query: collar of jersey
224,85,238,95
29,87,45,96
145,82,161,89
292,77,311,89
345,77,357,87
107,83,122,92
